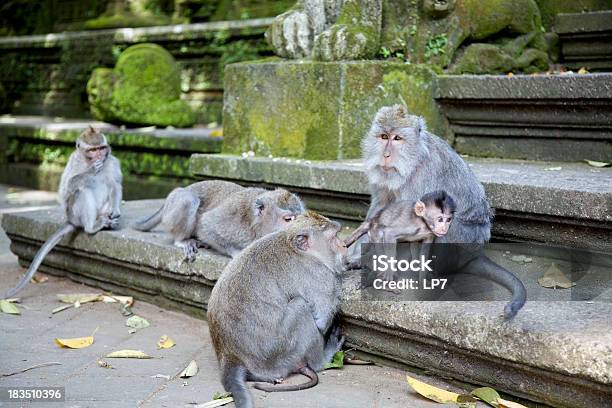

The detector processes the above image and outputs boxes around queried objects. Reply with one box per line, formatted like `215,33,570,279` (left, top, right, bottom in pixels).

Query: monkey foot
177,240,199,262
273,378,284,384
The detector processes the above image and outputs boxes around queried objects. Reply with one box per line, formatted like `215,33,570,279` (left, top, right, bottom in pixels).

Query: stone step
190,154,612,253
0,115,222,199
2,202,611,408
435,73,612,162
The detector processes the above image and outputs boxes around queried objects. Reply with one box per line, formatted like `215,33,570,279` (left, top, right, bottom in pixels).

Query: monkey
2,126,122,299
345,190,456,247
207,211,347,408
132,180,305,261
357,105,527,319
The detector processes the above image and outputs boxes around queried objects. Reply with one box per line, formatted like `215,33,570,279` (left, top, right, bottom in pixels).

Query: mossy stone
87,43,196,127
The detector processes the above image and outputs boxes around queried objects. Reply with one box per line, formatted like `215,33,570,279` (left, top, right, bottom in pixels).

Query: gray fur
207,212,346,407
4,130,122,298
132,180,306,260
361,105,526,319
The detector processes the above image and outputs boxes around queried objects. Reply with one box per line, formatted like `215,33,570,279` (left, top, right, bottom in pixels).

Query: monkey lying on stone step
2,126,122,299
133,180,305,261
356,105,526,319
207,211,347,408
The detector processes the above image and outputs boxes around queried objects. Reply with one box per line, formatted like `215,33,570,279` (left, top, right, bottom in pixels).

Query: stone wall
0,19,274,124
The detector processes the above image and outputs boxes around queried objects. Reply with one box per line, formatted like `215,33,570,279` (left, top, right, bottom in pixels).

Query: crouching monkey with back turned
356,105,526,319
2,126,122,299
208,212,347,408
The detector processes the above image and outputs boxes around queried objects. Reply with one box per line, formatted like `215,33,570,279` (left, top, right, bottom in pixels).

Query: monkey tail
221,364,254,408
2,223,75,299
462,254,527,320
132,206,163,232
253,366,319,392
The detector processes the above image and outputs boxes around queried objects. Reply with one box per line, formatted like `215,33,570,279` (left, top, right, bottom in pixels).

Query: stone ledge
0,18,274,50
189,154,612,252
2,203,611,408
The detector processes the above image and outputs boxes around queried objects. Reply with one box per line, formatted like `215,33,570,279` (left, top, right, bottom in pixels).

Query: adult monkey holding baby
357,105,526,319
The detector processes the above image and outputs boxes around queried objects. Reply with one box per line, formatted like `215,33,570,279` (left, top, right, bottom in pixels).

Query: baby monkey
346,190,456,247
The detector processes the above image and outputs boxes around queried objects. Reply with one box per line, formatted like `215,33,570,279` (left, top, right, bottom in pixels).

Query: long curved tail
2,223,75,299
221,364,253,408
461,254,527,320
132,206,162,232
253,366,319,392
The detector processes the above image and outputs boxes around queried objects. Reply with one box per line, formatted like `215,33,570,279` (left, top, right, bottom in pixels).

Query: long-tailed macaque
133,180,305,260
345,190,456,247
2,126,122,299
360,105,526,319
207,212,347,408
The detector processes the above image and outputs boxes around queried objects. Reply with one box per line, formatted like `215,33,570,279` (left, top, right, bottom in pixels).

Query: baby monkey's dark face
85,144,109,164
422,205,453,237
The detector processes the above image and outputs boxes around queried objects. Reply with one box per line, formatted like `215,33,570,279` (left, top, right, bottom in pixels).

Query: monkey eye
393,135,402,141
380,133,389,140
437,217,443,222
283,215,296,222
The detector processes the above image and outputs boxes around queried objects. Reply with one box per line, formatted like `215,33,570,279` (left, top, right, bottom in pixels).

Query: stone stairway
2,201,611,408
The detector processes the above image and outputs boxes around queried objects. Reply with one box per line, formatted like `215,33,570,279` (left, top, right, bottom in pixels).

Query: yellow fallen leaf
102,295,134,306
210,129,223,138
31,275,49,283
55,336,94,349
577,67,589,74
0,299,21,315
106,350,152,359
538,263,575,289
57,293,102,304
157,335,176,349
406,375,459,403
496,398,529,408
179,360,198,378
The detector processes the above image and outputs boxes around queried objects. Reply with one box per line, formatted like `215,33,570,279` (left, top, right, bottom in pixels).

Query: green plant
425,34,448,59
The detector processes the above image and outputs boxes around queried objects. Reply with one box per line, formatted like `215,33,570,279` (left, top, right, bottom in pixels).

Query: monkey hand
93,160,104,174
266,8,316,59
313,24,375,61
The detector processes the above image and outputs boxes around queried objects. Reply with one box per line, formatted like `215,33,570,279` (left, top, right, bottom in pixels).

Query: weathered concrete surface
436,73,612,161
190,154,612,252
2,201,611,408
0,116,222,199
555,11,612,71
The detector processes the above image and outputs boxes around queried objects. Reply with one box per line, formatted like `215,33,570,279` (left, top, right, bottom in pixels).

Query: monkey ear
414,201,426,217
416,116,427,135
291,233,310,252
88,125,96,133
253,198,265,216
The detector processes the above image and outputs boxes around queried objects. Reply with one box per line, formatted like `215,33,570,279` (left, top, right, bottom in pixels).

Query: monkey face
290,213,347,271
426,211,453,237
83,144,109,164
253,190,305,236
363,106,424,190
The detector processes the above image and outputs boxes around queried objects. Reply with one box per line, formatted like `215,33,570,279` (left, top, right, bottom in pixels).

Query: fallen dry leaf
97,359,113,369
57,293,102,304
471,387,501,405
102,295,134,306
538,263,575,289
584,159,611,168
31,275,49,283
55,335,94,349
496,398,529,408
179,360,198,378
157,335,176,349
193,397,234,408
577,67,589,74
106,350,152,359
126,315,150,330
52,304,73,314
406,375,459,404
0,299,20,315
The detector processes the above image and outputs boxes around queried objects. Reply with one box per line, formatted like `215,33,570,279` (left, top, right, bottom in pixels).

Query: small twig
2,362,61,377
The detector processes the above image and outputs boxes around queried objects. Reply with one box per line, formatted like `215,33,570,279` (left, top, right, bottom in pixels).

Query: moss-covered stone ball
87,43,196,128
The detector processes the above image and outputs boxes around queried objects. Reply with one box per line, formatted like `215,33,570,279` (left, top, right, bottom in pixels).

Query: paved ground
0,185,480,408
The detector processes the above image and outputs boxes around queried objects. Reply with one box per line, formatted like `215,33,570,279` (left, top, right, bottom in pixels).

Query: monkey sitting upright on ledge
2,126,122,299
357,105,526,319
